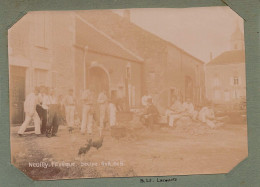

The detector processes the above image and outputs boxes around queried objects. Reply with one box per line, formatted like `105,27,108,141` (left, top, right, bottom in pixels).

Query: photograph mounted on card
8,7,247,180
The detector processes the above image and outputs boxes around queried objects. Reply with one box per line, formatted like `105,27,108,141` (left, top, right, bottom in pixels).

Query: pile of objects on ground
174,117,217,136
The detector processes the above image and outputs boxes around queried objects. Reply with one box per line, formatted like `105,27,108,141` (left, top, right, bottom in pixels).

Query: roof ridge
77,10,205,64
207,50,245,66
74,12,144,62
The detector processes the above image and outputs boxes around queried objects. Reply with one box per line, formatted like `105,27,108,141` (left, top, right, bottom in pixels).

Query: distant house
8,10,206,124
205,25,246,106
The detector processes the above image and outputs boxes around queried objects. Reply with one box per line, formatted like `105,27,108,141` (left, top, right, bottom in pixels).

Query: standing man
81,88,94,135
18,87,41,136
46,89,58,138
36,86,44,132
63,89,76,129
115,86,125,112
97,90,108,136
108,99,117,127
40,87,51,134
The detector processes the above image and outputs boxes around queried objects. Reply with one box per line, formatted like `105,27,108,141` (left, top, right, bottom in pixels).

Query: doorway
88,66,109,98
9,66,26,124
185,76,193,102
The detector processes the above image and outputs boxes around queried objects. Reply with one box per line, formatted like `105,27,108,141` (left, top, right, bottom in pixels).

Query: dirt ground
10,116,248,180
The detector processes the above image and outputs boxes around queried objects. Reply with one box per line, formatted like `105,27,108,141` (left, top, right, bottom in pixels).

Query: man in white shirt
81,88,94,135
49,88,57,104
97,90,108,135
108,101,117,127
141,90,152,107
165,95,184,127
182,98,198,120
18,87,41,136
63,89,76,128
198,106,216,128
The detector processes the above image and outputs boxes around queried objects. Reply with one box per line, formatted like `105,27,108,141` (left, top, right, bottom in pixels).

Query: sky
113,7,244,63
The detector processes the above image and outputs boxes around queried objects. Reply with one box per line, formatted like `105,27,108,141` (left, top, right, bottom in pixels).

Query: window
230,76,240,86
234,77,239,85
126,63,131,80
33,12,50,48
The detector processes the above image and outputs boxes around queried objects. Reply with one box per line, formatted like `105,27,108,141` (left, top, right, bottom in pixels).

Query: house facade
205,25,246,106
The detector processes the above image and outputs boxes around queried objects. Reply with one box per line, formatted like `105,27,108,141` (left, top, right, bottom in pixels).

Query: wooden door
88,67,109,98
9,66,26,124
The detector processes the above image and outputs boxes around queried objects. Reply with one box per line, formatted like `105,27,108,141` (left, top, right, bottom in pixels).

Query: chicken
78,139,92,156
91,136,104,150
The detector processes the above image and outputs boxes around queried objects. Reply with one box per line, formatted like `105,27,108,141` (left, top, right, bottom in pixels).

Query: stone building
8,10,206,124
76,10,206,112
205,25,246,106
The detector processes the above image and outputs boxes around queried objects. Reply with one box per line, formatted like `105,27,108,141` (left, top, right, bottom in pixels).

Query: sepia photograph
8,7,248,180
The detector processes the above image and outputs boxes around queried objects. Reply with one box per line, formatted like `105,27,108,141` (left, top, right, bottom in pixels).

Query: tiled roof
74,13,144,63
207,50,245,66
75,10,205,64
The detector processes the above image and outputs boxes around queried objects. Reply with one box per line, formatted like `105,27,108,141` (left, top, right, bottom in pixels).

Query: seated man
165,95,184,127
182,98,198,120
141,90,152,107
140,98,159,128
198,106,215,128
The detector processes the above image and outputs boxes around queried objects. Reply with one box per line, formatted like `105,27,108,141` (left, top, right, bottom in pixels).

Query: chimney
123,9,131,22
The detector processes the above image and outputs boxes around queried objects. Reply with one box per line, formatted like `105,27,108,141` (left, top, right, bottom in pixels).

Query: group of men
18,86,218,137
18,86,64,137
140,92,217,128
80,88,117,136
166,95,216,128
18,86,117,137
